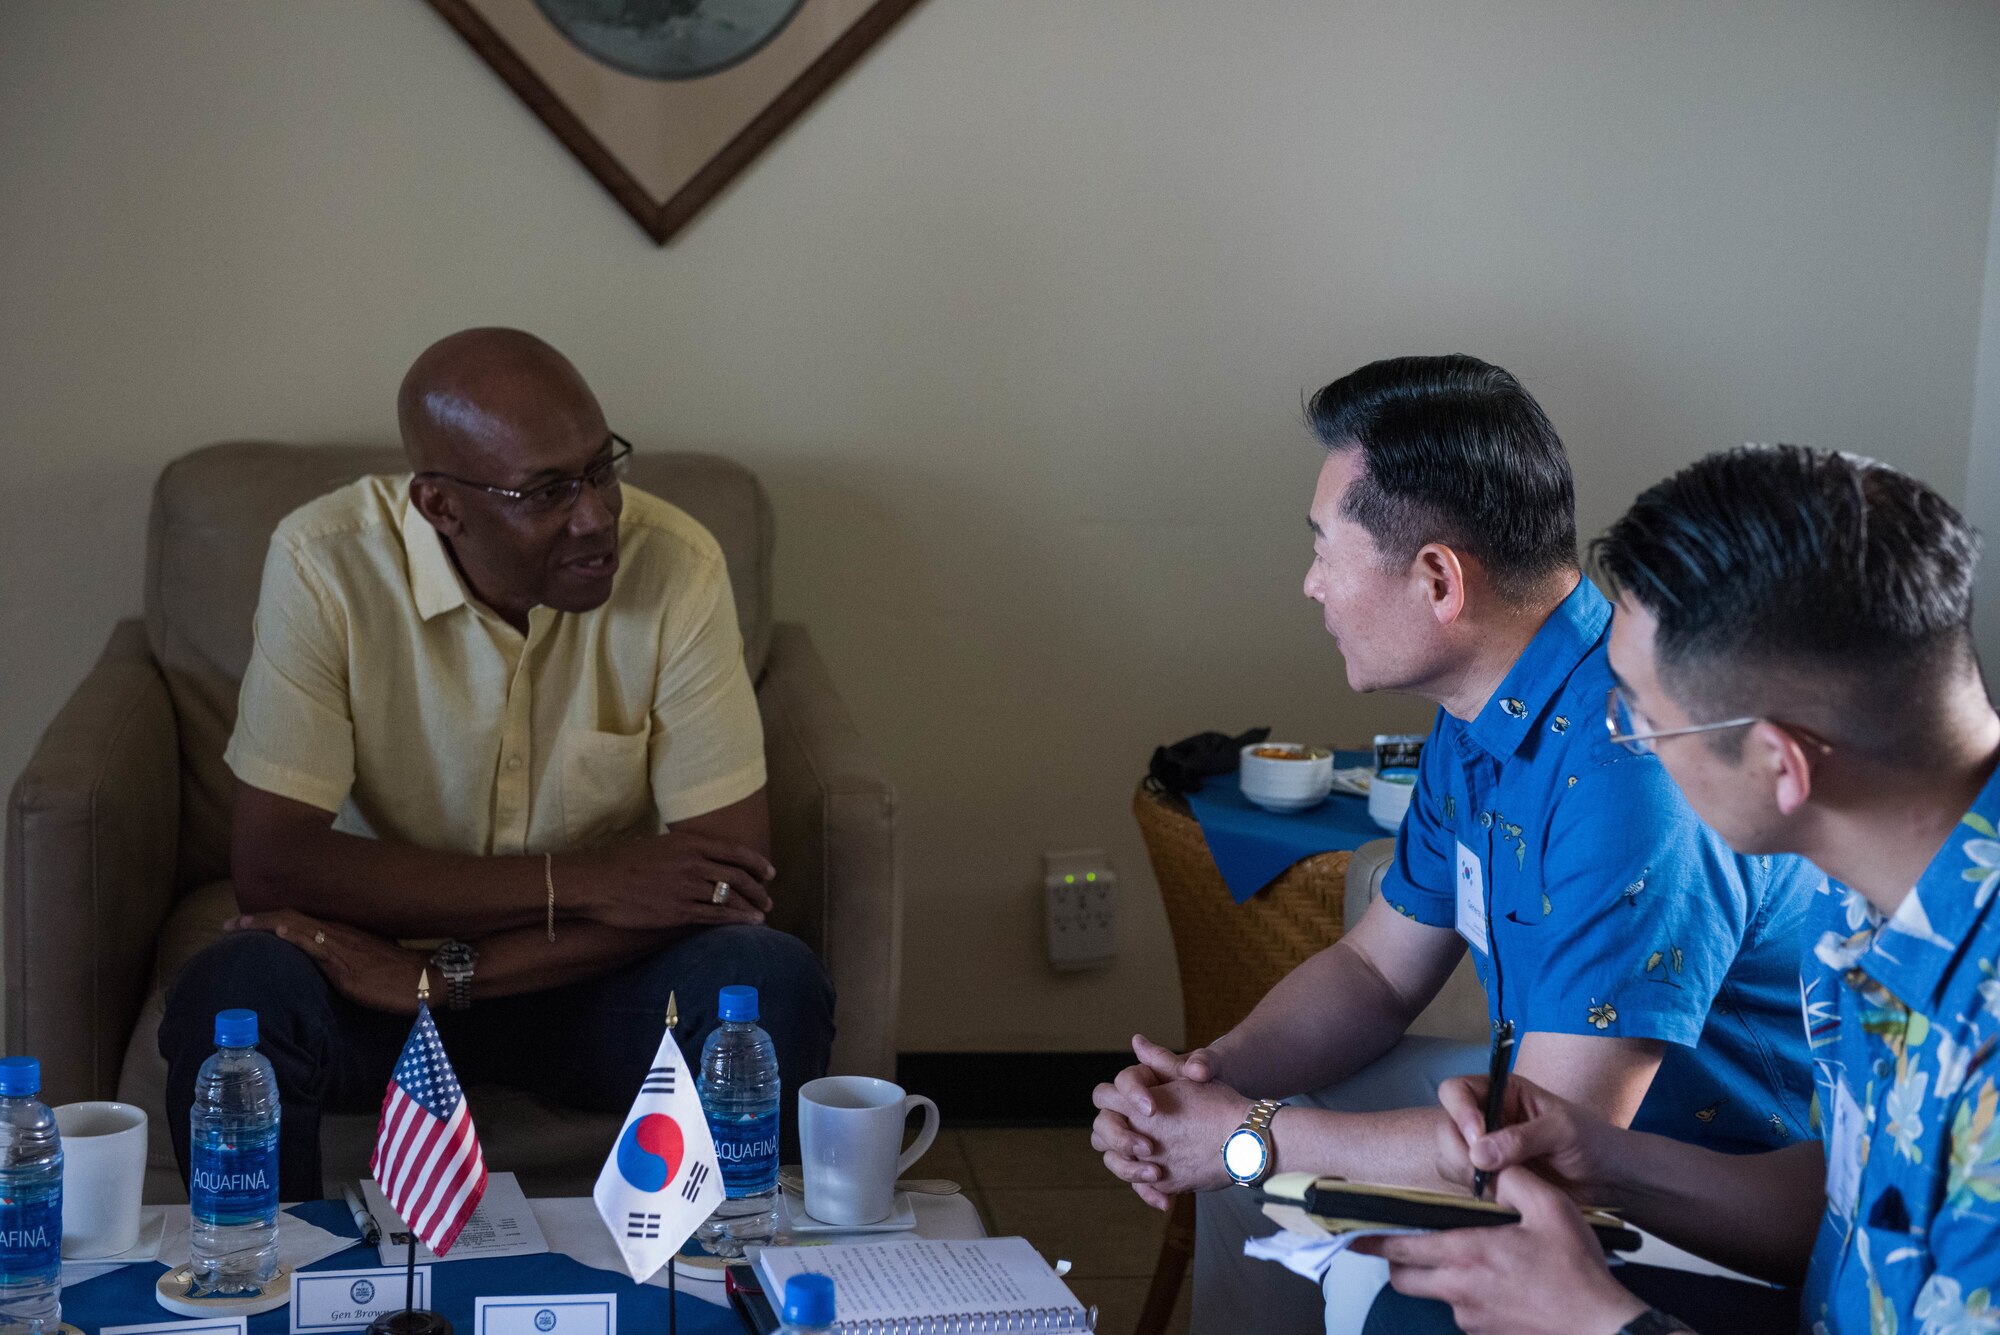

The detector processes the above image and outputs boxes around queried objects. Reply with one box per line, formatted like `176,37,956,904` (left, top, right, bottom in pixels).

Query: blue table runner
1183,750,1389,902
61,1200,739,1334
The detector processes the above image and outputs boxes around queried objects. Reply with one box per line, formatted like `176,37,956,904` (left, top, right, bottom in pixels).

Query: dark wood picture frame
424,0,924,245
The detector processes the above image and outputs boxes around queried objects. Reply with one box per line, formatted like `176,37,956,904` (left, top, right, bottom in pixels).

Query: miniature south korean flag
591,1023,723,1281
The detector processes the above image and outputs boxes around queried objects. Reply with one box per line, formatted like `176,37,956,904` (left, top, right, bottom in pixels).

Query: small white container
1368,766,1418,831
1240,743,1335,813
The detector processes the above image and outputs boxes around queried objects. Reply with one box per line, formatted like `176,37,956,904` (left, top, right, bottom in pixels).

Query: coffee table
60,1193,986,1333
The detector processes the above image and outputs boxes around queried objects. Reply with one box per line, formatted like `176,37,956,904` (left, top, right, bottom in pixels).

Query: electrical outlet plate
1044,848,1116,970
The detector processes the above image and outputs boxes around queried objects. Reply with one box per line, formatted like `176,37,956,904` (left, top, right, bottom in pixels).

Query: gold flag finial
418,968,431,1002
665,990,679,1032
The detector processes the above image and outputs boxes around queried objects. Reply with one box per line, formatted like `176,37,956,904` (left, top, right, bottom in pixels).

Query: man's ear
1414,544,1468,628
1749,720,1819,816
409,478,463,538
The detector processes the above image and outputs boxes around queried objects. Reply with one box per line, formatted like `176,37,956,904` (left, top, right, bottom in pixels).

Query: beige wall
5,1,1999,1052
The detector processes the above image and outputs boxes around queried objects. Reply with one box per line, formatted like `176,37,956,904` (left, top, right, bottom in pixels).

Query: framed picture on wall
425,0,924,244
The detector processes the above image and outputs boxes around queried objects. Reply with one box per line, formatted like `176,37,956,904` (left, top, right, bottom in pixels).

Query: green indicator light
1064,874,1075,884
1086,873,1097,882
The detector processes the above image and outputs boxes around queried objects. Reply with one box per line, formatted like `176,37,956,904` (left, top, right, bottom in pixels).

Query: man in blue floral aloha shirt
1360,444,2000,1335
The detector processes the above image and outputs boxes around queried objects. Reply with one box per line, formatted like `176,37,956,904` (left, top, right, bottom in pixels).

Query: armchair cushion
1345,839,1489,1043
5,621,181,1104
758,624,899,1080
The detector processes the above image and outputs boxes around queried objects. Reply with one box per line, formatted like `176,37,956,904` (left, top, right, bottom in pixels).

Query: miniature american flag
369,1001,487,1255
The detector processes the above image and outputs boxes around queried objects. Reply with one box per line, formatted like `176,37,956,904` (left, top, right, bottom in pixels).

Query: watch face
1222,1128,1268,1183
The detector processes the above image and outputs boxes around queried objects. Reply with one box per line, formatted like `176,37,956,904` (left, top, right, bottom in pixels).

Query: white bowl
1368,767,1418,831
1241,744,1335,811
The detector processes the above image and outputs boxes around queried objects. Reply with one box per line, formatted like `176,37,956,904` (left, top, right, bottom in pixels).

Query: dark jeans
160,925,836,1200
1361,1263,1800,1334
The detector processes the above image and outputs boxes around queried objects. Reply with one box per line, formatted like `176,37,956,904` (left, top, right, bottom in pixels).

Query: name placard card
105,1320,249,1335
291,1264,433,1333
475,1293,616,1335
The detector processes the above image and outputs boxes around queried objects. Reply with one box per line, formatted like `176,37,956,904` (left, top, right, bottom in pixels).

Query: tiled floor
911,1126,1192,1335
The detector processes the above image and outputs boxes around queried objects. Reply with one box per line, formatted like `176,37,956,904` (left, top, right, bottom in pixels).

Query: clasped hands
1091,1034,1251,1210
224,828,776,1014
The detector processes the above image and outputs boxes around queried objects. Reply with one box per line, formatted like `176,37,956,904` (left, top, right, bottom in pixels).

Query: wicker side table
1128,782,1352,1335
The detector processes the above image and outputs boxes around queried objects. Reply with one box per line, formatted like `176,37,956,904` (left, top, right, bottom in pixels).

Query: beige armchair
1345,839,1491,1042
6,441,899,1200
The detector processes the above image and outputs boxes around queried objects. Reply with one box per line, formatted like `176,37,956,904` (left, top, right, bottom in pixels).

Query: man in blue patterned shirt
1090,357,1820,1332
1362,444,2000,1334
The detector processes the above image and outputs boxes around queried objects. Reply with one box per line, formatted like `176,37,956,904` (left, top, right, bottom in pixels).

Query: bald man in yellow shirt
159,328,833,1200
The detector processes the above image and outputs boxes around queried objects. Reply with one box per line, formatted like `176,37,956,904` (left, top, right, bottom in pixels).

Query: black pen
1469,1019,1516,1201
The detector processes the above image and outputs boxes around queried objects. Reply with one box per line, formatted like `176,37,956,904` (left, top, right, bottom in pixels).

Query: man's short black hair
1594,443,1982,763
1307,354,1577,600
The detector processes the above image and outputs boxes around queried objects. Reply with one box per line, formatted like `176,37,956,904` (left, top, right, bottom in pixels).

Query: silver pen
342,1182,381,1246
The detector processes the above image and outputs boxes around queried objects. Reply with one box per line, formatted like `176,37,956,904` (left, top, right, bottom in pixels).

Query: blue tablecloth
1184,751,1389,902
61,1200,739,1334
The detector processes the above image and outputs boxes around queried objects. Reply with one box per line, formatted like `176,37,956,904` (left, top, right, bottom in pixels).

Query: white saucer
781,1189,917,1234
61,1209,167,1280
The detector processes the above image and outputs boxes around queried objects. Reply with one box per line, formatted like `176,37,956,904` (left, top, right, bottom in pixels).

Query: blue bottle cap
781,1273,835,1326
0,1057,39,1097
214,1009,259,1048
717,985,759,1023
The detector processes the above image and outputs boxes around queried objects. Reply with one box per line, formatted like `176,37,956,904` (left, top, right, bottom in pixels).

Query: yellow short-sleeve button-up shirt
223,475,766,856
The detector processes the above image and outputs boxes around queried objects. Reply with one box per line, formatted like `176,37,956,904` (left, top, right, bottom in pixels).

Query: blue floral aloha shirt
1380,580,1820,1153
1800,764,2000,1334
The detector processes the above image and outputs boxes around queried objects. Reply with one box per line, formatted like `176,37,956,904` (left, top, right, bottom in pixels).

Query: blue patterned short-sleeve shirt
1380,580,1820,1153
1800,766,2000,1335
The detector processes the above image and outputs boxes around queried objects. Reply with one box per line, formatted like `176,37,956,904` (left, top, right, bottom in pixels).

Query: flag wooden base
366,1311,451,1335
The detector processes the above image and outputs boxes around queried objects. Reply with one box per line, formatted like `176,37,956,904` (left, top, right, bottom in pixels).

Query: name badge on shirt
1455,841,1490,956
1826,1078,1866,1219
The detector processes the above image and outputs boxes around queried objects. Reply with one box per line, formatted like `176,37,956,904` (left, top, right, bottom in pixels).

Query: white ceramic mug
54,1101,147,1258
797,1076,940,1226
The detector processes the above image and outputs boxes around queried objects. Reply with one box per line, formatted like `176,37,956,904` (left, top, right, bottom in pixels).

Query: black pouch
1146,726,1270,797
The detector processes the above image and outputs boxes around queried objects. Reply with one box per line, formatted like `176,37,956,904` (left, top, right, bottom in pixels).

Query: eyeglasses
1604,686,1758,756
415,434,632,516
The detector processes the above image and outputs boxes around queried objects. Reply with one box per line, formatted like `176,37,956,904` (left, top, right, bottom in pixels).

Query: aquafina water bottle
188,1009,280,1295
0,1057,62,1334
694,984,780,1255
777,1273,835,1334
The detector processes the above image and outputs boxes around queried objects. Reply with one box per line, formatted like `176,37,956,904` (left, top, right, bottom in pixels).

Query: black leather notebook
1260,1174,1643,1252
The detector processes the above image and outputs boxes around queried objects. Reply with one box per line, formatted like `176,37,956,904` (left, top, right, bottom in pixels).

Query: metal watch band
1225,1097,1284,1187
433,941,476,1012
1620,1309,1696,1335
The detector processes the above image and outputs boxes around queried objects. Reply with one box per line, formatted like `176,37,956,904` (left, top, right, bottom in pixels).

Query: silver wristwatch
432,940,477,1012
1222,1098,1284,1187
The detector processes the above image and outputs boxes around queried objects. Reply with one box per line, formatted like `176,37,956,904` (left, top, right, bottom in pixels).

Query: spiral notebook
752,1236,1098,1333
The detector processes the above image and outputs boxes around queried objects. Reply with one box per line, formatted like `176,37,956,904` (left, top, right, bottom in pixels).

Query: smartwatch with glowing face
1222,1099,1284,1187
